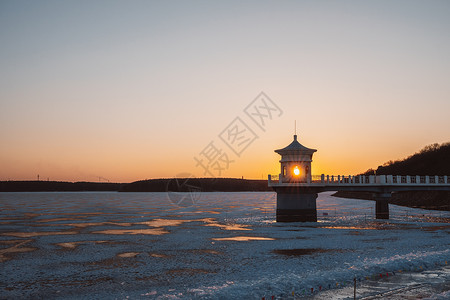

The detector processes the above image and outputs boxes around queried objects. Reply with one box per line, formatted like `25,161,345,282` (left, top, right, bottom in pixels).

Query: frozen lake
0,191,449,299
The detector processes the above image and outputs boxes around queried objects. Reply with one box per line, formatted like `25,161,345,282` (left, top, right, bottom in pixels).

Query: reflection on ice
2,231,78,238
38,217,85,222
92,228,169,235
66,222,132,228
212,236,275,241
0,239,36,262
55,240,110,249
149,253,171,258
139,219,188,227
117,252,140,258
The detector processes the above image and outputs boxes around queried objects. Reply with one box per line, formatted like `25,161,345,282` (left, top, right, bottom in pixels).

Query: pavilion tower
275,134,317,183
271,135,319,222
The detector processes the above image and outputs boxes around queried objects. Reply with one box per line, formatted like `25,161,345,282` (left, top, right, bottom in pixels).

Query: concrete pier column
275,188,317,222
373,192,391,219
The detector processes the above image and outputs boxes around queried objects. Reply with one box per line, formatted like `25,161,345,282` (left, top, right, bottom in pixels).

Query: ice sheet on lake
0,191,449,299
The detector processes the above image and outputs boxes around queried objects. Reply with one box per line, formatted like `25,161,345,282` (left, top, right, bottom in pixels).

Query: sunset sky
1,1,449,183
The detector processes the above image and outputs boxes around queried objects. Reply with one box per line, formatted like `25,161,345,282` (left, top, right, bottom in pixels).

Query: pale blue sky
1,1,449,181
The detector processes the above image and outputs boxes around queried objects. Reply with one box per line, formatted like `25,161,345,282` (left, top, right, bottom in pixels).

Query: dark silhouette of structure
269,135,450,222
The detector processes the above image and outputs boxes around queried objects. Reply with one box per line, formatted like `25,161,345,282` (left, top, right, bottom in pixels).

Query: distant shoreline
0,180,124,192
0,178,271,193
2,179,448,212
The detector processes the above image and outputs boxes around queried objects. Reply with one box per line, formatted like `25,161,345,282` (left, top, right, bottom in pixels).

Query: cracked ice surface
0,191,449,299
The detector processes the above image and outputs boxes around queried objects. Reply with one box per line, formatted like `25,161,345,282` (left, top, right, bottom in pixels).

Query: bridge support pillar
373,192,391,219
275,188,317,222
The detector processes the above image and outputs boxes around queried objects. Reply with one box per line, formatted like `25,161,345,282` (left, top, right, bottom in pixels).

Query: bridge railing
311,175,323,183
268,174,450,185
317,175,449,185
269,174,280,182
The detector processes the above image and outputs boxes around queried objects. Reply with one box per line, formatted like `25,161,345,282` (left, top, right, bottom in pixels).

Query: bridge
268,174,450,220
267,134,450,222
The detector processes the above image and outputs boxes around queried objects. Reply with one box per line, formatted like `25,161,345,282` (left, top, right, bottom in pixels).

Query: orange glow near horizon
0,135,448,183
1,2,449,183
293,166,300,176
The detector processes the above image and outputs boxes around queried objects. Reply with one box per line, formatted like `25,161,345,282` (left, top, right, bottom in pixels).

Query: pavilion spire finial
294,120,297,140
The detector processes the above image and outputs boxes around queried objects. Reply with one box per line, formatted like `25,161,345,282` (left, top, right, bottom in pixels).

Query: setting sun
293,166,300,176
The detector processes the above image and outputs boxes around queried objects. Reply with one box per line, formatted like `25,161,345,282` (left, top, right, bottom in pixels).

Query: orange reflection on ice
117,252,140,258
38,217,84,223
140,217,251,231
322,226,377,230
66,222,132,228
212,236,274,241
0,239,36,262
56,242,80,249
204,223,251,231
92,228,169,235
149,253,171,258
423,225,450,231
139,219,188,227
55,240,109,249
197,210,221,214
2,231,78,238
198,218,251,231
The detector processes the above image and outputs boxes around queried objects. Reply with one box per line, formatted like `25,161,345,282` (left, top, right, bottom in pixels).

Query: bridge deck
268,175,450,193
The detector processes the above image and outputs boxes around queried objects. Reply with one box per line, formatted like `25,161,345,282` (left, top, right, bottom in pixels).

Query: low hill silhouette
120,178,271,192
0,181,123,192
0,178,271,192
363,142,450,176
334,142,450,211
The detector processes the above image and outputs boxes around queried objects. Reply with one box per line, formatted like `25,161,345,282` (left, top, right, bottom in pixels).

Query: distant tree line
363,142,450,176
335,142,450,211
0,181,123,192
119,178,271,192
0,178,271,192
